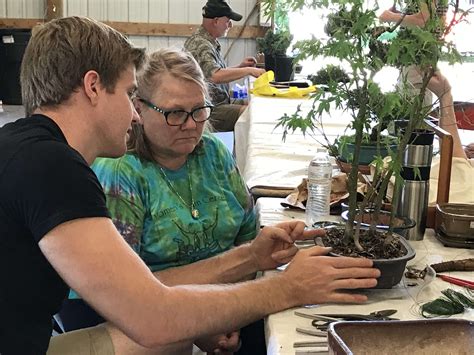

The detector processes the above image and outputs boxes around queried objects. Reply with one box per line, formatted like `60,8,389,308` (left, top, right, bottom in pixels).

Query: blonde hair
21,16,145,116
128,48,210,162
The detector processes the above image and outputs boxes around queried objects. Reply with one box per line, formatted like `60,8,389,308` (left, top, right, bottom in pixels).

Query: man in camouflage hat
184,0,265,132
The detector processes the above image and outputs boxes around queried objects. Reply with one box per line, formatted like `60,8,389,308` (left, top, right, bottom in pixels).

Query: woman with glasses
59,48,262,354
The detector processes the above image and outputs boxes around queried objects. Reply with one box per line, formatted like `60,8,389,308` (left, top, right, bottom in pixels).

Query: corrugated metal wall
0,0,259,66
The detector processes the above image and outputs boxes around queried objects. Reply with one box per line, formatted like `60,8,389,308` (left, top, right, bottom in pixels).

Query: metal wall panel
5,0,24,17
65,0,88,17
148,35,169,51
25,0,45,18
87,0,107,20
169,0,188,24
0,1,6,17
1,0,258,65
129,35,148,49
187,0,201,24
108,0,128,21
129,0,148,22
149,0,168,23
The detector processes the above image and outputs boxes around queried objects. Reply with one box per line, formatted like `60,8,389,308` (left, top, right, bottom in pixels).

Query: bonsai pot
339,142,398,166
341,209,416,238
328,319,474,355
263,52,275,73
324,227,415,288
336,158,371,175
274,55,294,82
435,203,474,239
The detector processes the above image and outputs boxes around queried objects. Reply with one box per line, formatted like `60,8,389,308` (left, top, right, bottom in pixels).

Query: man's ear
83,70,102,104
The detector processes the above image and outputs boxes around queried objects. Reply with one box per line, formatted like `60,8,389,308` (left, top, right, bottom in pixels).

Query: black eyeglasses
138,97,213,126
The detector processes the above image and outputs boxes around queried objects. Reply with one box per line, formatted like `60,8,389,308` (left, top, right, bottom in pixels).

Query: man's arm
39,217,379,348
210,67,265,84
155,243,256,285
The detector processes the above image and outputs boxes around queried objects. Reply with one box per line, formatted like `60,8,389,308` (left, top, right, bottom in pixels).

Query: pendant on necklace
191,209,199,219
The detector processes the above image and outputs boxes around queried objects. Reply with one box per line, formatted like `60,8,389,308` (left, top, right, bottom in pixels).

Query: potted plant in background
257,29,294,81
264,0,461,287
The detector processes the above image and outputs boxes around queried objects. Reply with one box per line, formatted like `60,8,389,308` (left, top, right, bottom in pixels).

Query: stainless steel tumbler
397,179,430,241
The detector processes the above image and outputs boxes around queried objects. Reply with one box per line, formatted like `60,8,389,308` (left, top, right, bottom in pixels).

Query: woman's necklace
159,160,199,219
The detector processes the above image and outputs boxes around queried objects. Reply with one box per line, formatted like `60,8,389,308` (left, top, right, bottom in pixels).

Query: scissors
295,309,398,332
311,309,398,331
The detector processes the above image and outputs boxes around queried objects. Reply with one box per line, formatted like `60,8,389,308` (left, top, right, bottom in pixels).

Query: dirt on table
324,227,406,259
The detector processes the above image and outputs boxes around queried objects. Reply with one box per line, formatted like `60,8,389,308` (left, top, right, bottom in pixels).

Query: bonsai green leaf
267,0,463,246
275,106,315,141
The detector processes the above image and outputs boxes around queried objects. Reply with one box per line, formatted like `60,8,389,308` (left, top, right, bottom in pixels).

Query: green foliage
256,29,293,56
421,289,474,318
266,0,462,244
308,65,350,85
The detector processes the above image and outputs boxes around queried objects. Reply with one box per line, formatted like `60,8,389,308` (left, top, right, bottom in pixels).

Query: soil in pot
324,228,405,259
323,228,416,288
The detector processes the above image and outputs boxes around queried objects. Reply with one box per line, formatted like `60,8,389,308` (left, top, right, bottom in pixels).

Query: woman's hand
249,221,325,271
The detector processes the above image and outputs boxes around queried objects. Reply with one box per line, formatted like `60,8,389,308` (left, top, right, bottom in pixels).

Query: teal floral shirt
93,133,256,272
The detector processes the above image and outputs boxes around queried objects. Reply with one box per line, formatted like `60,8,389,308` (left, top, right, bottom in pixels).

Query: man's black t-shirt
0,115,110,354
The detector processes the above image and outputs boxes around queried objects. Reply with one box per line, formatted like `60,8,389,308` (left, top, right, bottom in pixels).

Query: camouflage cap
202,0,243,21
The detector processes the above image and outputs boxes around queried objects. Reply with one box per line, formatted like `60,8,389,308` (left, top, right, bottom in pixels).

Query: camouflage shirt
184,26,229,105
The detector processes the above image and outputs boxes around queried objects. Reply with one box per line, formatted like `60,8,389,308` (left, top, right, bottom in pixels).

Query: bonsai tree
256,29,293,57
257,29,295,79
264,0,462,256
308,64,350,86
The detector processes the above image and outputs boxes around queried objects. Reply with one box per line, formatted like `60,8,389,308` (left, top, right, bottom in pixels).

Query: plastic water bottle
305,151,332,227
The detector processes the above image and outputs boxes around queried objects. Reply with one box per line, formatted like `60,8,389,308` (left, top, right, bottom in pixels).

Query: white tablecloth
256,197,474,355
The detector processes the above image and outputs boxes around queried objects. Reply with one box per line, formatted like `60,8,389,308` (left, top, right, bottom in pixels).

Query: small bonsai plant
263,0,461,285
308,65,350,86
256,29,293,57
257,29,294,79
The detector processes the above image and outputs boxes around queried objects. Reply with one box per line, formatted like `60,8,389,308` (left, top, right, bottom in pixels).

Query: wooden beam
0,18,265,39
46,0,63,21
0,18,45,29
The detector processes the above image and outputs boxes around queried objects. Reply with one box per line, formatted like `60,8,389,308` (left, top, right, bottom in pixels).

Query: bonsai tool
295,309,398,332
295,327,327,337
436,274,474,290
294,340,328,348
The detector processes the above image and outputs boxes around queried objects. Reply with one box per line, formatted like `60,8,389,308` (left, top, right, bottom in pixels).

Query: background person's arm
379,3,431,27
427,72,467,159
210,67,265,84
234,56,258,68
39,217,379,348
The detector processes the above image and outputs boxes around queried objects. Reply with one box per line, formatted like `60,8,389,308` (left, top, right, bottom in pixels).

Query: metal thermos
398,180,429,240
396,130,435,241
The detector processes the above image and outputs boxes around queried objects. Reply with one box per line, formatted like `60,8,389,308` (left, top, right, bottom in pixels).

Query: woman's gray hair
128,48,211,162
